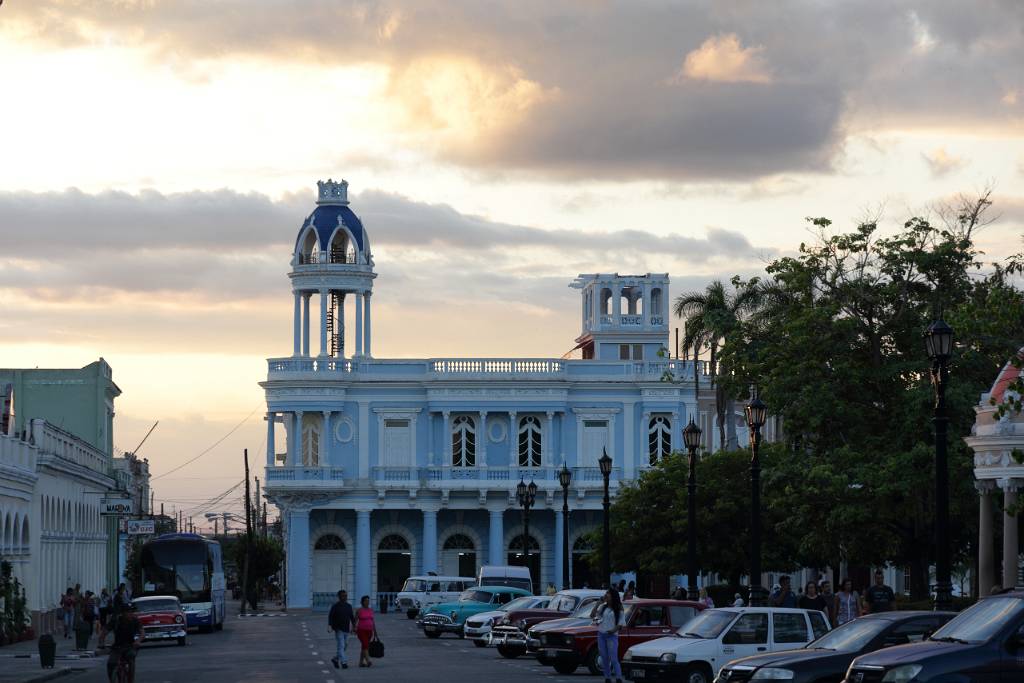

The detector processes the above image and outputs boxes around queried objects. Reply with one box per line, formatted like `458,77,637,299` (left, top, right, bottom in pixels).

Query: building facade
263,180,774,610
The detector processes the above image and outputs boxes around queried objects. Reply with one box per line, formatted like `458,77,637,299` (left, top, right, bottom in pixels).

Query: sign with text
101,498,133,516
126,519,155,535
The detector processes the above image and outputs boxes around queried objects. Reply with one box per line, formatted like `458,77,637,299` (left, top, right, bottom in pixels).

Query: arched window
508,535,540,552
315,534,346,550
650,288,662,317
648,415,672,464
572,535,594,552
329,230,350,264
443,534,475,550
452,415,476,467
378,534,410,551
601,288,612,315
518,416,542,467
299,228,320,264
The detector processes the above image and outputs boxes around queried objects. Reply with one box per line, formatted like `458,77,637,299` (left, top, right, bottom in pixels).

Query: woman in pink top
355,596,376,667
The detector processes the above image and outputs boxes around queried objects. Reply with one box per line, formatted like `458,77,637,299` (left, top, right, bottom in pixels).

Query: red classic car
133,596,188,646
489,589,605,657
537,598,704,675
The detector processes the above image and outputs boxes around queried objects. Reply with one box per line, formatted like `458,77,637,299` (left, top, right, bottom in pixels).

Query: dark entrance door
572,536,599,588
508,534,541,589
377,534,411,609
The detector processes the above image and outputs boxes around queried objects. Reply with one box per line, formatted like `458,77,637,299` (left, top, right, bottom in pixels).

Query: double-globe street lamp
746,395,768,607
925,319,954,612
683,419,703,601
599,448,614,589
559,464,573,590
516,478,538,581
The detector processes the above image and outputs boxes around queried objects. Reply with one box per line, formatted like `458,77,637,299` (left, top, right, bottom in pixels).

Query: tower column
364,293,372,358
422,508,438,575
266,413,275,466
293,293,301,356
319,289,328,357
290,411,303,466
355,292,364,357
302,293,311,357
355,509,372,600
612,284,621,322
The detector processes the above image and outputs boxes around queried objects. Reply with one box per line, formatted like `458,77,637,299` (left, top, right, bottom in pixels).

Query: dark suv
844,592,1024,682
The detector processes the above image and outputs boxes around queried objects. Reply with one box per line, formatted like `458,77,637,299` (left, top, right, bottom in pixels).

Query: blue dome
296,204,366,254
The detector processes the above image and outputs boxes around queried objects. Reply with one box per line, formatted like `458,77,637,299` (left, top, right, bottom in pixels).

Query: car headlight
751,669,794,680
659,653,676,663
174,615,184,624
414,600,421,608
882,665,923,683
622,650,634,661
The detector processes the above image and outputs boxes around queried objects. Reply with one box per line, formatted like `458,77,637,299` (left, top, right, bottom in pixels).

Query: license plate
424,625,439,633
632,668,645,679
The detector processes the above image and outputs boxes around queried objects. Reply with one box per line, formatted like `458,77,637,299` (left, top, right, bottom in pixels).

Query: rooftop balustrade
30,419,109,475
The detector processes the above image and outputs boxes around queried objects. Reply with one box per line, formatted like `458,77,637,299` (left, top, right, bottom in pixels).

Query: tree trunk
711,346,725,452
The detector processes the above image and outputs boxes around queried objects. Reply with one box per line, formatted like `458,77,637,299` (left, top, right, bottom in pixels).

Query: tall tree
674,279,761,450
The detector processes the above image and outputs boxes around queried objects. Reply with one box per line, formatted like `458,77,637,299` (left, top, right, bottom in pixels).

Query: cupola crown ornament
316,178,349,206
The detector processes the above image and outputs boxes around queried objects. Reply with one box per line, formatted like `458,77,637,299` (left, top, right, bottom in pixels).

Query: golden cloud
677,33,772,84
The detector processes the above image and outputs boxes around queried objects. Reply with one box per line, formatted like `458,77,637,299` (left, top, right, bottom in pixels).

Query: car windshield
574,598,600,617
135,598,179,613
503,597,538,611
675,609,737,638
402,579,426,592
806,618,888,652
460,590,493,603
930,597,1024,643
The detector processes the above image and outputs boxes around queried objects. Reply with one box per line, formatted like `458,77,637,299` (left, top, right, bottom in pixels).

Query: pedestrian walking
818,580,836,625
546,583,557,596
60,588,75,638
798,581,827,614
698,588,714,608
670,585,685,600
769,576,797,607
355,595,376,668
594,587,625,683
328,590,356,670
834,578,861,625
862,570,895,614
731,593,744,607
98,588,111,648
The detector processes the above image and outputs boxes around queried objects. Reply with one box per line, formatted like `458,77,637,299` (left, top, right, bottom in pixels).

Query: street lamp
683,419,703,601
559,464,573,590
599,448,613,589
926,318,954,611
746,395,768,607
516,478,538,582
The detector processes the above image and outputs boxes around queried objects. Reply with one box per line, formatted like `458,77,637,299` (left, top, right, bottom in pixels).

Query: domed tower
290,179,377,358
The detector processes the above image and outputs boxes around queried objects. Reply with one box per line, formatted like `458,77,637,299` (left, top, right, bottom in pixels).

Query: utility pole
242,448,254,615
214,518,219,536
262,502,268,538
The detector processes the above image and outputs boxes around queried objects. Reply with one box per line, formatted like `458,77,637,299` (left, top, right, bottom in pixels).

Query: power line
151,407,260,481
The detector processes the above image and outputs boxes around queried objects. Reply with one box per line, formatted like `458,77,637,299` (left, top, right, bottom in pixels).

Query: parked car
477,565,533,594
527,595,606,664
395,575,476,619
539,598,706,675
133,596,188,647
622,607,829,683
716,610,954,683
417,586,532,638
464,596,552,648
490,589,605,658
844,592,1024,683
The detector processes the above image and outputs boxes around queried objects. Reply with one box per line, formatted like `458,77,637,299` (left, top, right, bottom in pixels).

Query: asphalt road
69,605,596,683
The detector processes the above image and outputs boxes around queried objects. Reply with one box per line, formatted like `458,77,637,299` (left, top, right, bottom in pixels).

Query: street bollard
38,633,56,669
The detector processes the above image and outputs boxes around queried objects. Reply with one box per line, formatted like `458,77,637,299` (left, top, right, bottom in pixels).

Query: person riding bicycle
106,601,143,682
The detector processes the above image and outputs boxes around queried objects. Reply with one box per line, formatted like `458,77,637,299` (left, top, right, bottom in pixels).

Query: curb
9,667,75,683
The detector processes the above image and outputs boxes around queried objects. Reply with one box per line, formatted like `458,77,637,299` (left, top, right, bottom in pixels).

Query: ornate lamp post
599,448,614,588
925,318,954,611
559,464,573,590
516,478,538,581
683,419,703,601
746,395,768,607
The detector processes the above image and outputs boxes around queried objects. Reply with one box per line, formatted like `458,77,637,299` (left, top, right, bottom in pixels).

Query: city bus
137,533,226,632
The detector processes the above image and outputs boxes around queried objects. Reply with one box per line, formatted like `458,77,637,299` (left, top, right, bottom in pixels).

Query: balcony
431,359,564,378
265,466,345,488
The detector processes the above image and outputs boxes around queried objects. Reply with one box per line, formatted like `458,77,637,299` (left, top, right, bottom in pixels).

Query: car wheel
585,646,602,676
177,637,187,647
406,609,418,620
457,628,465,639
214,621,224,631
424,631,442,639
473,639,487,648
497,645,524,659
683,663,713,683
553,661,578,676
536,653,554,666
199,625,212,634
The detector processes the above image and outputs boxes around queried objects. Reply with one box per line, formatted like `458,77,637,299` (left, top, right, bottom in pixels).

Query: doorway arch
441,533,477,578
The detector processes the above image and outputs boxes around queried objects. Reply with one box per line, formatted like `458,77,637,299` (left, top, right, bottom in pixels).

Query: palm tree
674,279,761,451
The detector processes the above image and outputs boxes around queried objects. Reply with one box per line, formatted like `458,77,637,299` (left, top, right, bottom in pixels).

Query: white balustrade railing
0,431,37,473
31,419,109,475
265,466,345,482
430,359,565,375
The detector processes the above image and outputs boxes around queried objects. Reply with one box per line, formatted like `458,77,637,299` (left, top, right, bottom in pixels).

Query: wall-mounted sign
126,519,155,535
101,498,133,516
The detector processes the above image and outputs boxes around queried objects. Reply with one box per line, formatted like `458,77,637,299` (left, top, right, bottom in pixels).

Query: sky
1,1,1023,528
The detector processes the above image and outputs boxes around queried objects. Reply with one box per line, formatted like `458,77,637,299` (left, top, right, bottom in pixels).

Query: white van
477,565,533,594
396,575,476,618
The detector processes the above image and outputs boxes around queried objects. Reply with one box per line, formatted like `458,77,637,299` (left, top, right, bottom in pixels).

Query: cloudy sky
2,1,1022,524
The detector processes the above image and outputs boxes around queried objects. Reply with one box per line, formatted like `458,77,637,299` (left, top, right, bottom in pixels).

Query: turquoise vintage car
418,586,533,638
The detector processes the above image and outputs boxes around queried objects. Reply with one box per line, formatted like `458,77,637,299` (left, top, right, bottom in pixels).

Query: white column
364,293,372,358
319,289,328,356
544,412,554,468
321,411,331,466
291,411,303,466
422,509,438,574
554,509,565,590
442,411,451,468
355,509,372,600
978,482,995,595
355,292,363,357
612,284,621,321
302,293,311,357
478,411,488,467
286,508,311,608
489,509,504,566
642,284,651,322
266,413,275,466
292,293,301,356
1003,481,1019,589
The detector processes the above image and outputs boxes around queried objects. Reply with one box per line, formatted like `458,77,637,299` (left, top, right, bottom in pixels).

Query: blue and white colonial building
262,180,759,610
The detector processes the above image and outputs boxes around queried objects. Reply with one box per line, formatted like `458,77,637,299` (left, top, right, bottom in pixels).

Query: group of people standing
769,570,896,625
59,582,132,650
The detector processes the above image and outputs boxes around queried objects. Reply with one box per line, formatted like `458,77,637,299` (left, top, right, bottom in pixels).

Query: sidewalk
0,630,101,683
